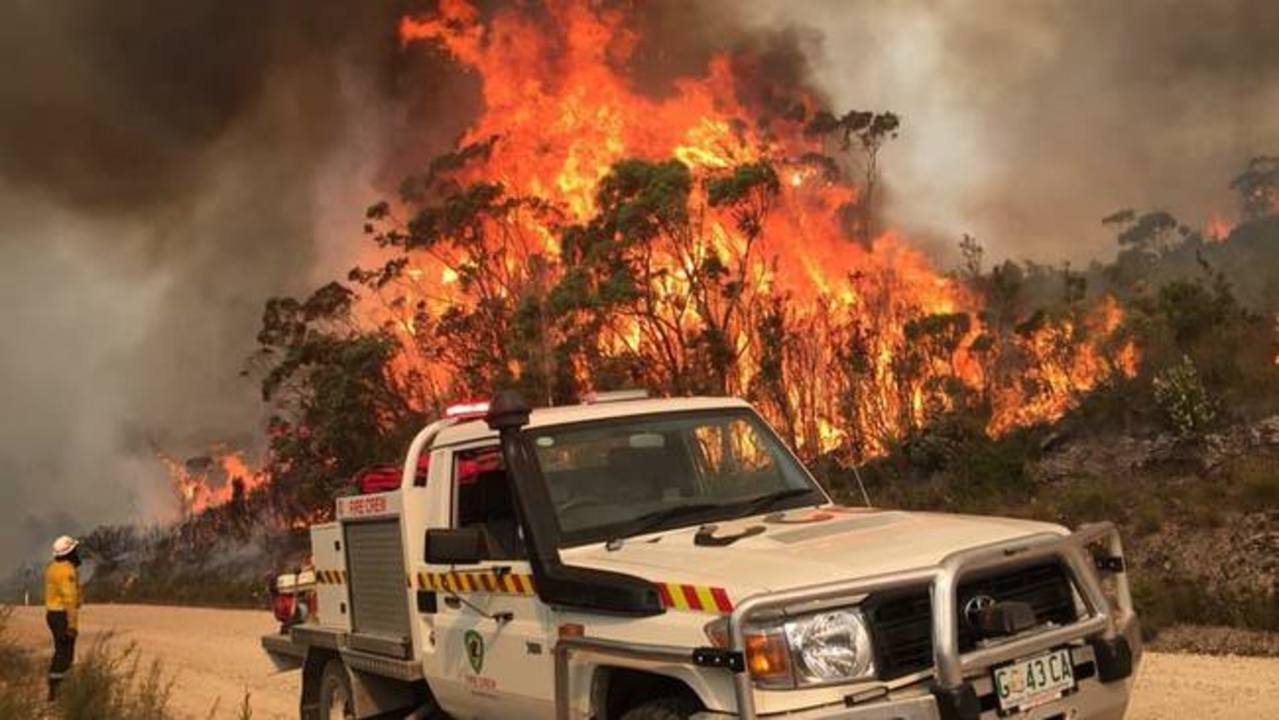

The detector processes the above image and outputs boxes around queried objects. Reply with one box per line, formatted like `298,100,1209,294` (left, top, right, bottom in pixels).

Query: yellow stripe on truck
656,582,734,614
694,585,717,611
664,583,689,610
417,570,536,596
412,571,729,612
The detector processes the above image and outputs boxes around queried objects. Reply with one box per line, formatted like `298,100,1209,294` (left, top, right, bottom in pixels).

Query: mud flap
1090,636,1134,683
348,666,421,718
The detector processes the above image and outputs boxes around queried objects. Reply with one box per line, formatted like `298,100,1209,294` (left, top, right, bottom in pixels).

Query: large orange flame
364,0,1135,460
158,447,269,516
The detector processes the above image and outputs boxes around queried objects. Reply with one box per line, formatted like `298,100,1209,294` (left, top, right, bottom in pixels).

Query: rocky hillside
846,411,1279,653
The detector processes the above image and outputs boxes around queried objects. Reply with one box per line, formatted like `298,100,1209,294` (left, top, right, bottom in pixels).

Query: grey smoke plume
738,0,1279,263
0,0,479,569
3,0,1277,572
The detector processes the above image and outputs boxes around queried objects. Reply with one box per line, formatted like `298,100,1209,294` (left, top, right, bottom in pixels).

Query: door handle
443,596,462,609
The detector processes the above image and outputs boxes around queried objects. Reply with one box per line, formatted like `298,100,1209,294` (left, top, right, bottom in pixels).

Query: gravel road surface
9,604,298,719
8,605,1279,719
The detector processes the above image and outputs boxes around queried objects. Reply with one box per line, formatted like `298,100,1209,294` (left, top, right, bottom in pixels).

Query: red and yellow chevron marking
315,569,347,585
656,582,733,614
416,570,537,596
413,570,728,613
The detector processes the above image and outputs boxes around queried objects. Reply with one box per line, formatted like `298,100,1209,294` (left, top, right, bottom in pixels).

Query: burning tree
246,0,1138,519
157,448,269,518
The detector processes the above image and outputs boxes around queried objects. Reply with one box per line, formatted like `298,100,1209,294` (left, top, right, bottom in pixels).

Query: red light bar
445,400,491,420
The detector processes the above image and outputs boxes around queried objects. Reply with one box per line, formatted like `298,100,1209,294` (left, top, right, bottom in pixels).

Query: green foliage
552,157,778,395
246,102,907,520
250,118,1279,533
252,279,427,516
1155,277,1242,351
1047,476,1130,528
1127,270,1275,423
1132,573,1279,636
858,416,1035,511
705,161,779,208
593,159,692,243
705,161,779,238
1152,355,1217,437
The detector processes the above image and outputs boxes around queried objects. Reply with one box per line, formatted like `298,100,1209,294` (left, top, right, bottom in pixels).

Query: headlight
784,609,875,685
705,608,876,688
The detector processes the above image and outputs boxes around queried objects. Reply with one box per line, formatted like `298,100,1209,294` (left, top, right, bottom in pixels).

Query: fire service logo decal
464,630,485,673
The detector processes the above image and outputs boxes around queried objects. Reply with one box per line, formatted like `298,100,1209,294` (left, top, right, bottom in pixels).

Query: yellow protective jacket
44,561,81,630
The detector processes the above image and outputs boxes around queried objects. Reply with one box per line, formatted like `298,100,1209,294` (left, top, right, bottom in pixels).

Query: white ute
263,392,1141,720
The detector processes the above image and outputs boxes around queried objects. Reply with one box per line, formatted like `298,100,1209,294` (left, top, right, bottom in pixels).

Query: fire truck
262,391,1141,720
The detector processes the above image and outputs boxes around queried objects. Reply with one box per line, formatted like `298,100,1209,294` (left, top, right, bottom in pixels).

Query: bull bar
554,522,1134,719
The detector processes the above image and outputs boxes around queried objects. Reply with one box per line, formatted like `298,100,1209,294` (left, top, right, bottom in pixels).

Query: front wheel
318,659,355,720
620,697,699,720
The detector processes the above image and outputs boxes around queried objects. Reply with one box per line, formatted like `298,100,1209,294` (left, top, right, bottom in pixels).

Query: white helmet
51,535,79,558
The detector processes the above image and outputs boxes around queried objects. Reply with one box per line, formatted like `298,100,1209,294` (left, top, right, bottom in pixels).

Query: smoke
736,0,1279,263
0,0,482,569
4,0,1277,570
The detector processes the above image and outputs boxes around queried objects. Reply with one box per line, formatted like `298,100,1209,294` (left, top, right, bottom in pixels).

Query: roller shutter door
344,519,410,641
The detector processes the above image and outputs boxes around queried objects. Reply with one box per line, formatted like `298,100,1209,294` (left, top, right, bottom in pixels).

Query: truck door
424,444,556,720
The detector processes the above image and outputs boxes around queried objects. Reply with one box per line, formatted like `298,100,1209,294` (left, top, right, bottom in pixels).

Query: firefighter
45,535,82,701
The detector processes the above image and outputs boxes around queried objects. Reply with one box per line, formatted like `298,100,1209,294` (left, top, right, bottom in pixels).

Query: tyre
619,696,699,720
317,658,355,720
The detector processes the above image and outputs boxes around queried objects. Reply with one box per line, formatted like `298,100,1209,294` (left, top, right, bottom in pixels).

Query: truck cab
263,393,1140,720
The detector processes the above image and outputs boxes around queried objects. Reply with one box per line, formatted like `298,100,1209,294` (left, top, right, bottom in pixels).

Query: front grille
864,562,1078,680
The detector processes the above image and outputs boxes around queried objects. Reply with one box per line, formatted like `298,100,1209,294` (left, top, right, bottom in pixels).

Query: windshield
529,409,823,545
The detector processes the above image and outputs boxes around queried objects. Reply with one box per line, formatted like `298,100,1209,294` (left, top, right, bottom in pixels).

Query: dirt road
8,604,1279,719
8,604,298,719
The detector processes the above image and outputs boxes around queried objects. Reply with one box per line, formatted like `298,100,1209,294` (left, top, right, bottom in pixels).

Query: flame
987,296,1138,434
158,447,269,516
359,1,1136,460
1205,212,1233,242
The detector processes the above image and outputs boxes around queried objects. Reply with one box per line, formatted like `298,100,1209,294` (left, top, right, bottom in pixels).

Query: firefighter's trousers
46,610,76,700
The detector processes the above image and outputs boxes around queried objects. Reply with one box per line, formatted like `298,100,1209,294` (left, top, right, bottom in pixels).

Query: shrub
1051,477,1128,528
0,613,180,720
1152,355,1217,437
1132,572,1279,638
56,634,175,720
0,607,43,720
238,690,254,720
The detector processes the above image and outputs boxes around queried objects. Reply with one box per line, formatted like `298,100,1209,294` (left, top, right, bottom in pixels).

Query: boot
48,675,62,702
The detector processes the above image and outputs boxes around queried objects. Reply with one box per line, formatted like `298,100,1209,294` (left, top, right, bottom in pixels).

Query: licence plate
992,648,1075,714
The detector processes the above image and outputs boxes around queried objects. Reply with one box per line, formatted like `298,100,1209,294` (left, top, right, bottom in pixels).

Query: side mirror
425,527,485,565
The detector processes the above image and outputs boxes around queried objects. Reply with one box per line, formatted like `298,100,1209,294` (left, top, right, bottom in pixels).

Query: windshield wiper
606,503,724,547
732,487,821,518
